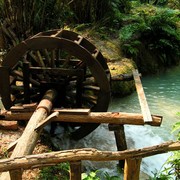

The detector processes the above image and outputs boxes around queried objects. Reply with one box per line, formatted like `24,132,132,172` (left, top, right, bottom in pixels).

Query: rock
108,58,136,96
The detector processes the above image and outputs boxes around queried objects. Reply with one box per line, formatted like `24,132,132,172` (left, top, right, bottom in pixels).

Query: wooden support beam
133,69,152,122
0,89,57,180
22,62,30,104
0,141,179,172
0,66,12,109
124,158,142,180
70,161,81,180
0,111,162,126
109,124,127,168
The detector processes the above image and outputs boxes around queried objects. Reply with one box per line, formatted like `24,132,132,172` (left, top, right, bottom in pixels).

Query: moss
72,27,136,96
108,58,136,96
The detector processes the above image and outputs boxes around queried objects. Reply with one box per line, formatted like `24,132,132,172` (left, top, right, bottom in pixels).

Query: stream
108,65,180,176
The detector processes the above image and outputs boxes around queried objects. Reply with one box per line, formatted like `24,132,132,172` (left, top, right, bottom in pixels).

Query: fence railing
0,141,179,180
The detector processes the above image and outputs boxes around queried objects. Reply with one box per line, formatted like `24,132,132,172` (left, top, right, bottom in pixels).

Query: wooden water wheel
0,29,111,139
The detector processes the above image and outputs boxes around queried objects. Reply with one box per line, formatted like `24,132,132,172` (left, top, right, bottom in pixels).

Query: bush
150,112,180,179
119,5,180,73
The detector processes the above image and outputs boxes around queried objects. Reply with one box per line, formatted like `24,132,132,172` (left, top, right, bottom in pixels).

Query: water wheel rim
0,31,111,139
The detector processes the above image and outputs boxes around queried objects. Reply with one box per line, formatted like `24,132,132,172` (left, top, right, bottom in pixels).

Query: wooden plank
35,111,59,131
133,69,152,122
54,108,90,115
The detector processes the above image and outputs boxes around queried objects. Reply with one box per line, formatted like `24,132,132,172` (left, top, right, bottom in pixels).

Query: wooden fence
0,141,179,180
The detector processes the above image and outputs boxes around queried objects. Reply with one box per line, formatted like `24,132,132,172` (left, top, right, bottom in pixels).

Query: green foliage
104,171,122,180
0,0,74,46
119,5,180,73
149,113,180,180
37,162,69,180
82,170,122,180
0,147,9,158
82,171,100,180
167,0,180,9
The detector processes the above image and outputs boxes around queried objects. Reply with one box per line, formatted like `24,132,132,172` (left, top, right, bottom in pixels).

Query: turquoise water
109,65,180,175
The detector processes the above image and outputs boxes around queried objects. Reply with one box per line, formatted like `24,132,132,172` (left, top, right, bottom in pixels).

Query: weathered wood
124,158,142,180
10,103,38,112
7,139,19,152
109,125,127,168
0,89,57,180
55,108,90,115
35,111,59,131
70,161,81,180
0,141,179,172
0,66,12,109
22,62,30,104
0,111,162,126
0,121,18,130
133,69,152,122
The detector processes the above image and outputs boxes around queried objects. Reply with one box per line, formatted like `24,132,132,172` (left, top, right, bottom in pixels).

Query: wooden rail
0,141,179,180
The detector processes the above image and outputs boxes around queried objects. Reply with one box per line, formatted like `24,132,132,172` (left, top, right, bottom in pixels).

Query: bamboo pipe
0,89,57,180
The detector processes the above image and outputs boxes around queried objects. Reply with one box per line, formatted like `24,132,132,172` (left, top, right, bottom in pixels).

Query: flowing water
108,65,180,176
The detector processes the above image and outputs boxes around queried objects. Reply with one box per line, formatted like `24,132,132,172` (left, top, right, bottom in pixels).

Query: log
0,141,179,172
0,111,162,126
0,89,57,180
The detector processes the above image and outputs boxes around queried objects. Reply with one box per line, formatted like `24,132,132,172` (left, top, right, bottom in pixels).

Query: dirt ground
0,127,50,179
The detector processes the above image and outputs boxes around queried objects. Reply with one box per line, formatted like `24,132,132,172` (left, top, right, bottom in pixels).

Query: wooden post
124,158,142,180
22,62,30,104
109,124,127,168
0,66,12,109
70,161,81,180
0,89,57,180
